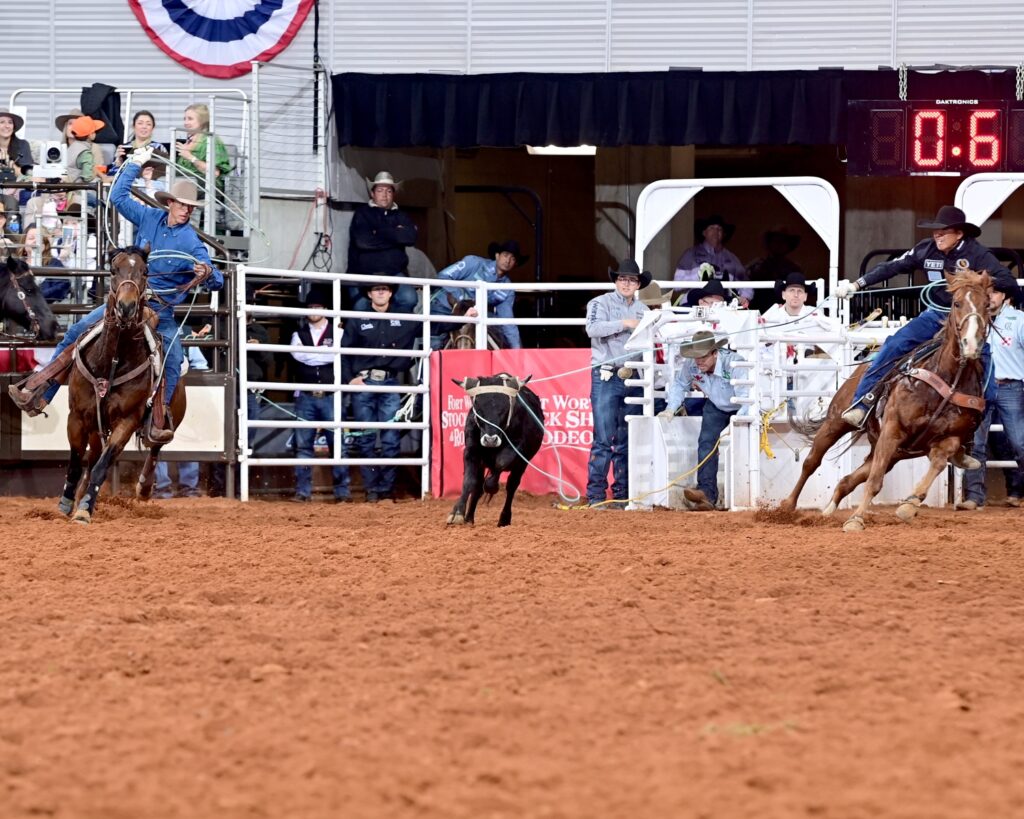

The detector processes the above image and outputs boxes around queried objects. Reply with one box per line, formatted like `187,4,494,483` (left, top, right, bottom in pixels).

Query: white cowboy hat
366,171,400,191
155,179,204,208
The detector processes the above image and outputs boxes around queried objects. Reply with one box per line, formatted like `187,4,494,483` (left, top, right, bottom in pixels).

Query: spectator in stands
176,103,231,192
57,111,106,184
659,331,749,511
245,311,272,449
958,278,1024,510
674,214,752,307
746,227,803,313
290,286,351,503
683,277,730,308
0,110,33,188
347,171,418,312
761,272,820,331
585,259,650,510
112,110,168,172
431,239,526,349
0,201,14,251
341,281,418,502
19,224,69,302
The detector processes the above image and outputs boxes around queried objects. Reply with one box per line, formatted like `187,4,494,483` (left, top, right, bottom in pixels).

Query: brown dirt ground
2,492,1024,819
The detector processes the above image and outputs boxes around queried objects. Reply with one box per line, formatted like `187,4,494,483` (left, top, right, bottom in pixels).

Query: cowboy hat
695,214,735,243
764,226,800,253
685,277,729,306
0,110,25,132
607,258,653,289
69,115,106,140
638,280,667,307
487,239,529,266
773,271,818,304
155,179,204,208
304,285,333,307
366,170,399,191
362,280,396,296
54,109,84,132
679,330,728,359
917,205,981,239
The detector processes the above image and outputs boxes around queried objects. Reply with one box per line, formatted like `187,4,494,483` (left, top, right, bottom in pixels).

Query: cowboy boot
841,391,878,428
7,345,76,416
142,382,175,446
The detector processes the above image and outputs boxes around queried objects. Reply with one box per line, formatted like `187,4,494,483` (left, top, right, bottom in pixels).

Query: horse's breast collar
905,367,985,412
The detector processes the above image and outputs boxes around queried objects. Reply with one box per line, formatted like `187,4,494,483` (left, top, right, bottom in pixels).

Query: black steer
447,373,545,527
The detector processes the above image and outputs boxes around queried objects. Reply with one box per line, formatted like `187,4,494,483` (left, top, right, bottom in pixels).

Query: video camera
33,141,67,180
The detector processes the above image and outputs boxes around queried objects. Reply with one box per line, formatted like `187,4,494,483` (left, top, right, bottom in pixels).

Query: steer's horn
454,377,479,391
511,375,532,390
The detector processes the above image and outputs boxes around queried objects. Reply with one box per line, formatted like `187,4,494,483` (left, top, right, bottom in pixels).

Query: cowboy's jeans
586,370,640,504
351,380,402,496
43,302,183,403
294,392,350,499
697,402,737,506
964,380,1024,504
851,308,995,405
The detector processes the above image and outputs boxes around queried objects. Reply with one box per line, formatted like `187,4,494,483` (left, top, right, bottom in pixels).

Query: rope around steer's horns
457,375,532,429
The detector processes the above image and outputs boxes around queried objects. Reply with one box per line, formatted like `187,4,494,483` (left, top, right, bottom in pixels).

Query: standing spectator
175,103,231,192
659,331,749,511
347,171,418,312
585,259,650,510
674,214,752,306
683,277,731,309
290,286,351,503
761,272,820,332
958,279,1024,510
746,227,803,313
0,110,33,191
341,282,418,502
112,110,168,173
432,239,527,349
245,315,272,450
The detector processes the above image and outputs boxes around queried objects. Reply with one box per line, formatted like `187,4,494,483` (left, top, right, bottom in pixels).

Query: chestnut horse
780,271,991,531
1,255,59,341
60,247,186,523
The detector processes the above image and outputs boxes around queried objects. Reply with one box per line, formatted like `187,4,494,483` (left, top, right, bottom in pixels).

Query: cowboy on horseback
835,205,1017,468
8,145,222,444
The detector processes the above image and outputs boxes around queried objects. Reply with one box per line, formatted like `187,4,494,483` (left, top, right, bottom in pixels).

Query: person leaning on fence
176,103,231,192
432,238,527,349
957,278,1024,511
836,205,1017,473
8,145,221,445
347,171,418,313
341,281,418,503
112,110,168,172
674,214,752,307
659,331,749,511
290,286,351,504
585,259,650,510
761,272,821,334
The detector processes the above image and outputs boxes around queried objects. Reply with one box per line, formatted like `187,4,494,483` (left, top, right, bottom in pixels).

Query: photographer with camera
0,110,33,199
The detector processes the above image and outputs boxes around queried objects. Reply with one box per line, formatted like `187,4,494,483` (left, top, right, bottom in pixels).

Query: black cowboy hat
772,271,818,304
764,226,801,253
917,205,981,239
992,275,1023,305
487,239,529,266
362,280,396,296
607,258,653,289
304,285,333,307
685,277,729,306
695,214,735,243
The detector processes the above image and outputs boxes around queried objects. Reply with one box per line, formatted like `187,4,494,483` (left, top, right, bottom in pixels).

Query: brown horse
780,271,991,531
1,255,59,341
59,247,186,523
444,297,506,350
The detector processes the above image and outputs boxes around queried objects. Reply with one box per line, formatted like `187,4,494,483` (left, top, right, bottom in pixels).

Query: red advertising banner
430,349,592,498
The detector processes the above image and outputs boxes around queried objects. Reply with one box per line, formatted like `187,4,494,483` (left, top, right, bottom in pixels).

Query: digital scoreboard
847,100,1024,176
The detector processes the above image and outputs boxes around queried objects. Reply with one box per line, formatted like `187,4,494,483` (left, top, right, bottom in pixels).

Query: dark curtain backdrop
332,69,1018,149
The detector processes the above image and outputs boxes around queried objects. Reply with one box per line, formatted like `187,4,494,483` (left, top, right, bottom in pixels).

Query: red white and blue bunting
128,0,315,79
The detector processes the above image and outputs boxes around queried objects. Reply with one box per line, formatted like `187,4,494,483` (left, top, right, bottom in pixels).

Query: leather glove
128,145,154,166
835,280,860,300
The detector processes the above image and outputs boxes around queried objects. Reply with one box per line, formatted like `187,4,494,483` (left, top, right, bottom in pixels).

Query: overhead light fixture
526,144,597,156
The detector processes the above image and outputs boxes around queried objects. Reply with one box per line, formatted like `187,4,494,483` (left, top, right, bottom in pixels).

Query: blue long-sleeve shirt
433,255,520,348
667,347,749,414
110,163,222,305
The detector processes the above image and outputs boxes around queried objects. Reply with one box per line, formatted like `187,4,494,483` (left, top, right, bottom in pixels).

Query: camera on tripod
34,141,67,180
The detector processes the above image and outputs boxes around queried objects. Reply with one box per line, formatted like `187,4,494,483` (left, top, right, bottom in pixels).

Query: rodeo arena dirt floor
3,492,1024,819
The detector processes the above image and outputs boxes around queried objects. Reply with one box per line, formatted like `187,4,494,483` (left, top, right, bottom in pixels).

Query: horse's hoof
446,513,466,526
895,503,919,522
822,501,837,517
778,500,795,514
842,515,864,532
136,481,152,501
57,498,73,517
71,509,91,525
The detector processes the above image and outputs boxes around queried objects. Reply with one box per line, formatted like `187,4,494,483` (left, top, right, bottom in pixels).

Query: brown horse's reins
0,267,42,340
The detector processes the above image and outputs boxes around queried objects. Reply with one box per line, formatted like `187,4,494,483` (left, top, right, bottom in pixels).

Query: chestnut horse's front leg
895,436,962,522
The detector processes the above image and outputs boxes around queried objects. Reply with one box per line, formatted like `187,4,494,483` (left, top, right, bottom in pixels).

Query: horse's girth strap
907,368,986,412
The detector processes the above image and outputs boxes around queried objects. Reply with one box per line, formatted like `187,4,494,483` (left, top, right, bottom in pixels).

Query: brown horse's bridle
106,251,148,330
0,267,42,339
